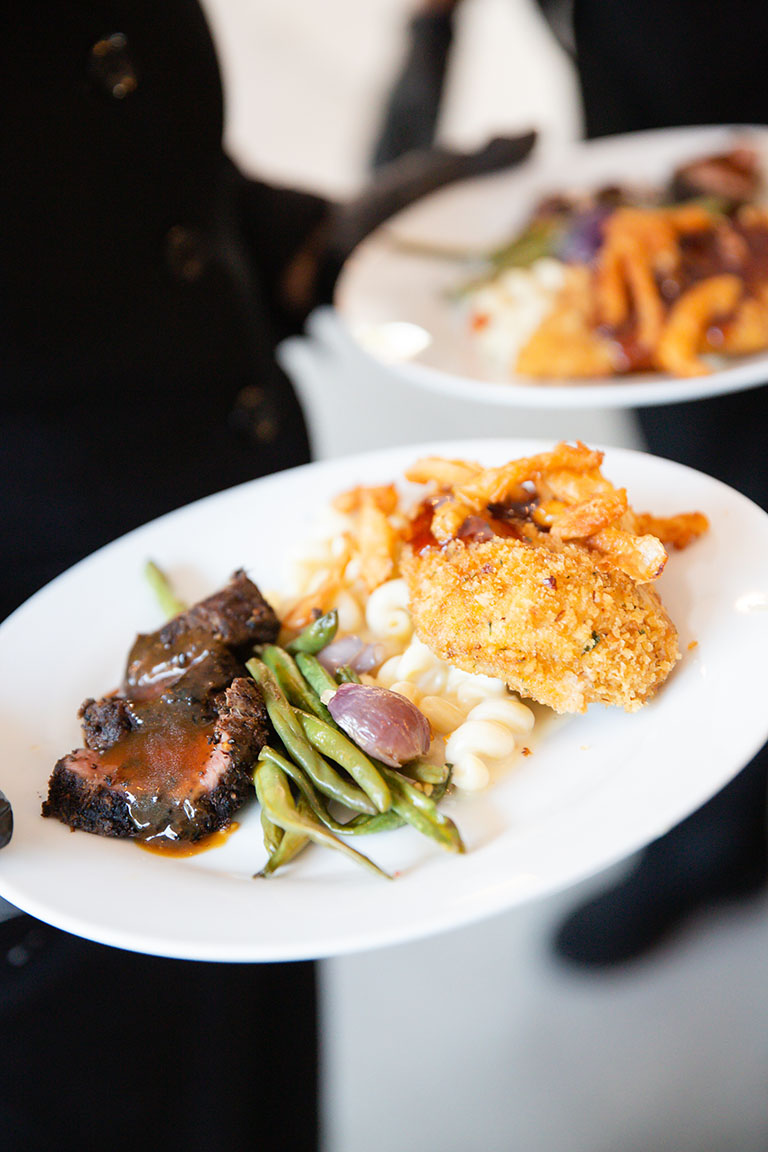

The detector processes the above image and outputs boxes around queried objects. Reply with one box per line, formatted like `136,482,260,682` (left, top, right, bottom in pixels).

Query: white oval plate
1,439,767,961
336,125,768,408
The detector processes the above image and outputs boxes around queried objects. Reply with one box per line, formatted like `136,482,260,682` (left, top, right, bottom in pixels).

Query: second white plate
336,125,768,408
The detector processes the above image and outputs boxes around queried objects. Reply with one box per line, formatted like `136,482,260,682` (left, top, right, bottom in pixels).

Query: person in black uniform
0,6,539,1145
0,4,326,1149
555,0,768,966
371,0,768,965
0,0,327,612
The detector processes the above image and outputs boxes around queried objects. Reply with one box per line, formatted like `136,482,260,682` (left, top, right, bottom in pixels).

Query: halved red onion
318,634,384,674
327,682,431,767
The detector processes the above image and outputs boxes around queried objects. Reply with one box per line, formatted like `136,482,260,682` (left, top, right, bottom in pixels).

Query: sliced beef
168,567,279,650
124,569,278,699
43,677,269,842
125,631,243,704
43,748,140,839
79,695,137,752
44,571,280,842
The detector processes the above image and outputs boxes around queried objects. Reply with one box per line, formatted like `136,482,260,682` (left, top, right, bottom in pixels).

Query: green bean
336,665,361,684
347,788,440,842
257,800,311,877
340,809,406,836
380,766,465,854
285,610,338,655
246,658,377,814
253,756,390,880
294,659,455,827
290,657,451,801
402,758,451,788
428,767,452,804
297,711,392,814
260,644,332,722
258,745,352,834
144,560,187,619
259,829,309,877
295,652,339,701
260,805,284,857
341,768,452,837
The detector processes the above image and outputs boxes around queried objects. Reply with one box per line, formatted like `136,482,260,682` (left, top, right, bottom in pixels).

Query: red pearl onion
327,682,431,767
318,635,383,674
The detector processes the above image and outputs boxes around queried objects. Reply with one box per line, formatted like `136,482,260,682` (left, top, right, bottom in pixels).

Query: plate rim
1,436,767,961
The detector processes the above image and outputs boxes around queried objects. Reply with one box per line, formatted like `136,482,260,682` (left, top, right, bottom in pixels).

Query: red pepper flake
471,311,491,332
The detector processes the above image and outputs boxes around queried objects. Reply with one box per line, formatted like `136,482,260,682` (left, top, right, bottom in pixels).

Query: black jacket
0,0,326,615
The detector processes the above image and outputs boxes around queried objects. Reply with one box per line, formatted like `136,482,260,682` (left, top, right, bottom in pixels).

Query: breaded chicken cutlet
402,534,679,713
400,443,707,714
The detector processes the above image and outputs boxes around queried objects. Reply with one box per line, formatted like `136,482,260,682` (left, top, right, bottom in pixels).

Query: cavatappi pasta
276,500,536,792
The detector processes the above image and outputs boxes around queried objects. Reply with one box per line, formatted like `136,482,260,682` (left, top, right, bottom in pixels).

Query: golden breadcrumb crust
402,534,680,714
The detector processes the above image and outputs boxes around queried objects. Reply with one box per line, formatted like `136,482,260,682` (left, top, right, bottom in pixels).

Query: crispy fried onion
281,484,404,628
406,441,708,583
594,205,768,376
655,274,742,377
596,204,715,347
282,443,709,627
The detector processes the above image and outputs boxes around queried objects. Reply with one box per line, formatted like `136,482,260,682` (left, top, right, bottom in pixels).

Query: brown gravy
98,706,215,802
138,823,239,857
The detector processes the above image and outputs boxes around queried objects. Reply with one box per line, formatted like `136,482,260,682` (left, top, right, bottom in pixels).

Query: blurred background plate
335,124,768,408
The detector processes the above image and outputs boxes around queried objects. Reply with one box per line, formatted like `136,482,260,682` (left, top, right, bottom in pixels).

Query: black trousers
0,363,317,1150
0,914,318,1152
635,386,768,886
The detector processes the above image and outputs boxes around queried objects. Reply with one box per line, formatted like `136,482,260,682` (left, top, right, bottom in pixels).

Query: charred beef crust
193,677,271,836
44,572,278,841
79,696,137,752
42,752,138,837
158,569,279,655
213,676,270,755
43,678,271,841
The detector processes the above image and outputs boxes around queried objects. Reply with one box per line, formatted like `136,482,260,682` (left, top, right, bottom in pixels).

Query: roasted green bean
248,637,463,873
403,758,452,788
285,610,338,654
258,745,352,834
295,652,339,700
297,711,392,814
340,809,405,836
258,798,311,877
380,766,465,854
253,756,390,880
144,559,187,619
340,767,453,838
246,658,377,814
260,644,332,722
296,705,459,849
260,804,284,857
